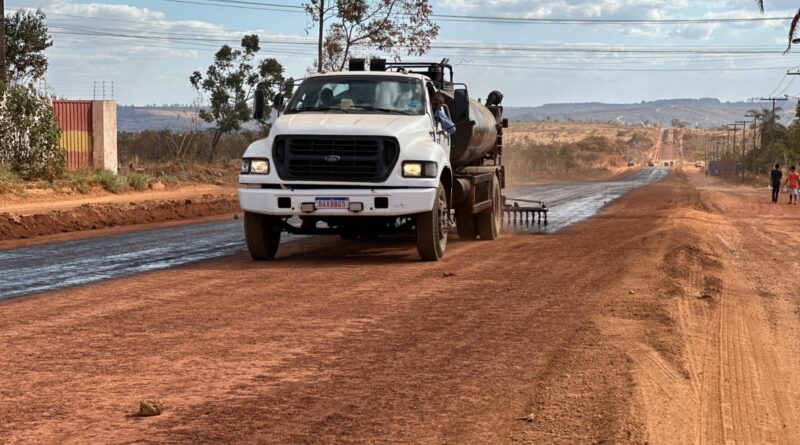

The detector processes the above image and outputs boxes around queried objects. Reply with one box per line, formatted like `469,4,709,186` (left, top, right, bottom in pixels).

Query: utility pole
736,120,749,181
760,95,788,116
1,0,6,83
746,113,761,152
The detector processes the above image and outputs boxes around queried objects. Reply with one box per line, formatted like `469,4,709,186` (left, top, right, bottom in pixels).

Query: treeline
118,129,267,165
701,105,800,177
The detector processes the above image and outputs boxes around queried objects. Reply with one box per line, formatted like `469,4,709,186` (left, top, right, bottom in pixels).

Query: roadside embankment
0,193,239,241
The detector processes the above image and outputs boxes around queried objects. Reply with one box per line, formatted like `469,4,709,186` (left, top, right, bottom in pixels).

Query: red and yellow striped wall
52,101,93,170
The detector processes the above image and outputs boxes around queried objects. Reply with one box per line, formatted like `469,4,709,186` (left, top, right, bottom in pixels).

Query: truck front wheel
244,212,282,260
416,184,448,261
476,178,502,240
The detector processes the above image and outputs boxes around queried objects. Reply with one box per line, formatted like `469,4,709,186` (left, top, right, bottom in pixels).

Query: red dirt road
3,168,800,444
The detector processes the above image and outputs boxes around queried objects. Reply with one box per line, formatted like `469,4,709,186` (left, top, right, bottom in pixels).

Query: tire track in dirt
606,168,800,444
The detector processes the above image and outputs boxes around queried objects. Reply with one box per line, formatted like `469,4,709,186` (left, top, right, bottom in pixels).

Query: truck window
285,76,425,115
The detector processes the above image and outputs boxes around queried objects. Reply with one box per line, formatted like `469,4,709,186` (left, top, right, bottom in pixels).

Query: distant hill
117,105,209,132
117,98,798,132
504,98,797,128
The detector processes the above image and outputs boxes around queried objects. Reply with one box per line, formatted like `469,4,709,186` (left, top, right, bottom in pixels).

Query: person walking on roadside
771,164,783,204
785,165,800,204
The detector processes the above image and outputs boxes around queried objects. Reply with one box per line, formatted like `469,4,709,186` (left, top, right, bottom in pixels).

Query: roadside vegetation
0,9,64,183
683,104,800,180
118,129,260,164
504,122,656,182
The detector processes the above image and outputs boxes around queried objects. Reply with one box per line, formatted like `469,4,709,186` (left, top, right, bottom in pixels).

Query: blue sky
8,0,800,106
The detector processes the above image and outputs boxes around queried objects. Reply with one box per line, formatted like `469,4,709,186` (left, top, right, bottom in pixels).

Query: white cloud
8,0,316,103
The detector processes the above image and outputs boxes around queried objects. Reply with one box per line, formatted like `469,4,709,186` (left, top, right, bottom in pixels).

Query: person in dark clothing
771,164,783,204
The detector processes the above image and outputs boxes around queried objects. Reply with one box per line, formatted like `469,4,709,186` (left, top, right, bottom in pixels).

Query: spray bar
503,196,548,227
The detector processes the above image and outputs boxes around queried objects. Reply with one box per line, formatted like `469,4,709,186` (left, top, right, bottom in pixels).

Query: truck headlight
242,158,270,175
402,161,437,178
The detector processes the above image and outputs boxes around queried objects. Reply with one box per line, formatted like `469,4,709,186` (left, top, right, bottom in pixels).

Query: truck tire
476,177,502,240
244,212,282,260
416,184,448,261
456,211,478,240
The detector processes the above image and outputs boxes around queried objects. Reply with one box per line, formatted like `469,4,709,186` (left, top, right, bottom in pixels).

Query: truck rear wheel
456,211,478,240
416,184,448,261
244,212,282,260
476,178,502,240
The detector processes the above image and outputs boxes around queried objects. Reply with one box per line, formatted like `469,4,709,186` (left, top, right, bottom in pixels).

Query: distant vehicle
708,159,722,176
627,161,635,167
695,161,704,168
648,160,655,167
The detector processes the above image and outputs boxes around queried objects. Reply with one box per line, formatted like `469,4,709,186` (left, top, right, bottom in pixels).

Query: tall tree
1,0,6,82
4,9,52,84
305,0,337,72
304,0,439,72
756,1,800,51
190,35,284,161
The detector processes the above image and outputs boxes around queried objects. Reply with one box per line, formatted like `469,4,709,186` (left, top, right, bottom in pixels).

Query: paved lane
0,168,668,300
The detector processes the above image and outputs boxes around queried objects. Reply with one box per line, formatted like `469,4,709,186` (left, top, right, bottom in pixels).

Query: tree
304,0,439,72
4,9,52,85
670,118,688,128
0,82,64,179
756,1,800,51
190,35,284,161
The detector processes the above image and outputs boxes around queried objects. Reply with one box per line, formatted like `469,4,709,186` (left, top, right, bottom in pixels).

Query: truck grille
273,136,399,182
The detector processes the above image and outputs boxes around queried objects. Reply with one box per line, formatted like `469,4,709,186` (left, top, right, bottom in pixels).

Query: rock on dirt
139,399,165,417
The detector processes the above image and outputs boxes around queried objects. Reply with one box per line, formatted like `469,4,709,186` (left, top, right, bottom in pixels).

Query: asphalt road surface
0,168,667,300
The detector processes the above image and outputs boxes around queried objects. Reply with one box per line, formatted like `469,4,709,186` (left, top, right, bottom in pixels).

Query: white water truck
239,59,546,261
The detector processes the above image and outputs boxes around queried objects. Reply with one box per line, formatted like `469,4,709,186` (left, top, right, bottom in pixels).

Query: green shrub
0,163,21,193
97,170,127,194
65,169,97,194
0,82,64,179
127,173,150,191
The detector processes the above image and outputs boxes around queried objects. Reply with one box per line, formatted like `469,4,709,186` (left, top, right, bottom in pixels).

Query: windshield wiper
349,105,416,115
293,106,349,113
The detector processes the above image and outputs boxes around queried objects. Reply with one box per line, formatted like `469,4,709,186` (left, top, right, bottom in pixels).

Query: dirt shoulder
0,191,239,243
0,184,234,216
507,164,638,186
2,168,800,443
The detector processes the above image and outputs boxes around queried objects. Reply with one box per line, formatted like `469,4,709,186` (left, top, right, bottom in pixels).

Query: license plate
315,197,349,209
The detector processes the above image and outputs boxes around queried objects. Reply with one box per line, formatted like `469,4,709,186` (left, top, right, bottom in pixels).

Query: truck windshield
285,76,425,116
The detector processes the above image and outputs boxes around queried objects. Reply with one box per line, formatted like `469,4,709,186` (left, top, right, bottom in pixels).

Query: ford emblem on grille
324,155,341,163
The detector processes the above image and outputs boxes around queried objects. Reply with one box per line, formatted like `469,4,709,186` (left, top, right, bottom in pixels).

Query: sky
8,0,800,106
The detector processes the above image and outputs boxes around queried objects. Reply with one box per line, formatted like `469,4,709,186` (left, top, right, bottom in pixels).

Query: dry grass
507,121,659,146
504,121,661,183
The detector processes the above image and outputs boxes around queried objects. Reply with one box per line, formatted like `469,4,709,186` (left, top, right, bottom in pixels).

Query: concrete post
92,100,118,173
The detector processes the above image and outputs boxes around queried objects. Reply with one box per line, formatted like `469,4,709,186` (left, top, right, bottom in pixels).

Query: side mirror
253,90,266,120
453,89,469,123
273,93,284,110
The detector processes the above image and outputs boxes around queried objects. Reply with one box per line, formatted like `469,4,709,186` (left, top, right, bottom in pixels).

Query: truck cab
239,60,505,261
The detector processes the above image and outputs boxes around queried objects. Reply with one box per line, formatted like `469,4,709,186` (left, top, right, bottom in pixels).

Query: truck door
426,82,450,149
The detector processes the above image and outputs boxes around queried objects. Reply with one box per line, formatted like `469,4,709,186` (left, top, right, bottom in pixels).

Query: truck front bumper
238,187,436,217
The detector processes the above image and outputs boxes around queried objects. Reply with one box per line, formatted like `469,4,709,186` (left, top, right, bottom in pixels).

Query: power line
51,22,800,56
459,62,795,72
155,0,795,25
432,13,793,25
